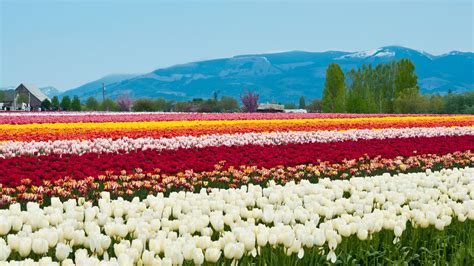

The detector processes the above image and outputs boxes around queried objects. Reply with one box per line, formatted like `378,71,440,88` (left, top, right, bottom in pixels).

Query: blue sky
1,0,472,90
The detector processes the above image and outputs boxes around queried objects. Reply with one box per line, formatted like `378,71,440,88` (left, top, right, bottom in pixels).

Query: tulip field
0,112,473,265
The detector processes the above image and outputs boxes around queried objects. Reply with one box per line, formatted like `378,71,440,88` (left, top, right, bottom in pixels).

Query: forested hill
61,46,473,103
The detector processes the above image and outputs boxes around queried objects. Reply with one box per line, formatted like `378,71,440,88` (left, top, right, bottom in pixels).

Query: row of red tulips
1,151,471,207
1,135,472,186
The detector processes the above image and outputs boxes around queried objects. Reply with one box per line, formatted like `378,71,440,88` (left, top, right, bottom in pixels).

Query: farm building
257,103,285,113
0,84,49,111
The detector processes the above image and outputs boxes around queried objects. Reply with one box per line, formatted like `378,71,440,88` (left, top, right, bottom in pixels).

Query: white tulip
118,253,134,266
0,242,10,261
205,247,221,263
18,237,32,257
192,248,204,265
141,250,155,266
55,243,71,261
0,219,11,235
7,234,20,251
32,238,48,255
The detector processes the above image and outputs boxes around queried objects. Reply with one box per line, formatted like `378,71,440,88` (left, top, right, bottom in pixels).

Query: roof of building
17,84,49,102
284,109,308,113
257,103,285,111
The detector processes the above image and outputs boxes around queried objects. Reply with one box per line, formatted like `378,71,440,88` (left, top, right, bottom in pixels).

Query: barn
0,84,49,111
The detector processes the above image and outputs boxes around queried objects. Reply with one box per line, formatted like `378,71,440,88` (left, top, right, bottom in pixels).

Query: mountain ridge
59,46,473,103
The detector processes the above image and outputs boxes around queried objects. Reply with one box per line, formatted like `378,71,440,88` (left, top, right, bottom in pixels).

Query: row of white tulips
1,126,472,158
0,167,473,265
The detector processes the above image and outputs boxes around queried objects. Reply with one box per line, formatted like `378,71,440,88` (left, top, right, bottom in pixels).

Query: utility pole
102,83,106,103
102,83,108,111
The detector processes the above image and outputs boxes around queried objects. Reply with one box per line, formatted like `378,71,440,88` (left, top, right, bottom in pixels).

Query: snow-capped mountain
61,46,473,103
39,87,60,98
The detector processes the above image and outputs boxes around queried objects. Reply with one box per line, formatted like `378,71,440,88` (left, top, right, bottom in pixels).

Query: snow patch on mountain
374,50,395,57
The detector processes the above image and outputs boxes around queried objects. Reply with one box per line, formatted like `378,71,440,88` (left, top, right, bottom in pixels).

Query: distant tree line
39,94,242,113
320,59,473,114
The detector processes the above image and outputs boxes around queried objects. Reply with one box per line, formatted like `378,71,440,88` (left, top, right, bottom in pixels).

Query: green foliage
299,96,306,109
154,98,173,112
40,99,51,110
0,91,5,102
343,59,425,114
51,96,60,111
284,103,297,109
427,94,444,114
393,87,429,114
395,59,418,98
174,101,192,112
100,98,119,111
60,96,71,111
85,96,99,111
172,96,240,113
71,96,81,111
132,98,173,112
219,96,239,112
443,92,474,114
132,98,156,112
307,99,323,113
322,63,345,113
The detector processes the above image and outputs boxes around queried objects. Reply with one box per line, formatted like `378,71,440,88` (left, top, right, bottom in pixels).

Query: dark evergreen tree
299,96,306,109
71,96,81,111
40,99,51,110
51,96,60,111
60,96,71,111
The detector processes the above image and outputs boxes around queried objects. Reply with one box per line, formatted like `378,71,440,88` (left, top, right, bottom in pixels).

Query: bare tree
117,94,133,112
240,90,259,112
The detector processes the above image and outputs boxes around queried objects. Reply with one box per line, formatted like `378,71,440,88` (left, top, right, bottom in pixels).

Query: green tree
132,98,156,112
219,96,239,112
299,96,306,109
307,99,323,112
393,87,428,114
100,98,119,111
51,96,60,111
284,103,297,109
40,99,51,110
444,92,474,114
154,98,173,112
85,96,99,111
0,91,5,102
395,59,418,98
60,96,71,111
322,63,345,113
199,99,221,112
71,96,81,111
427,94,444,114
174,101,192,112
